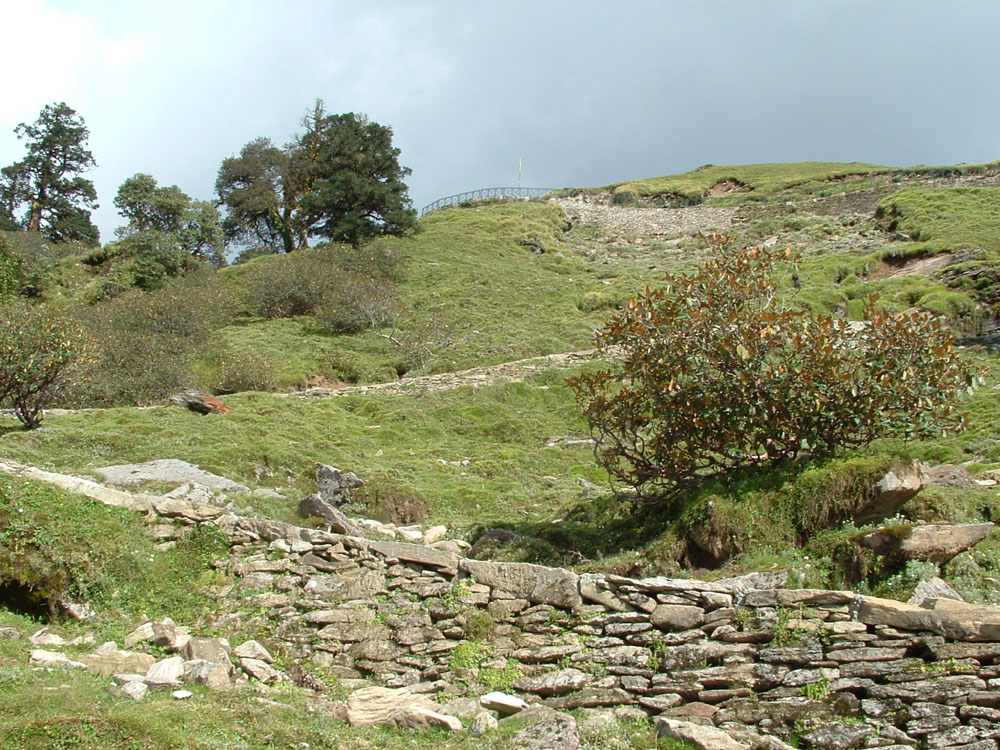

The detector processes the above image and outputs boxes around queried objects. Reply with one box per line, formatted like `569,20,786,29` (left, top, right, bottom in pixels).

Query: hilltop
1,161,999,747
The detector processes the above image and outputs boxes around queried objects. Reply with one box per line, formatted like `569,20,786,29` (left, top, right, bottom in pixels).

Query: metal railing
420,187,557,217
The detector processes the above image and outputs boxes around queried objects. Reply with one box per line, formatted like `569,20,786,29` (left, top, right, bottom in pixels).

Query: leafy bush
314,273,401,334
211,346,275,394
241,243,403,323
0,299,85,427
66,277,237,406
568,234,978,503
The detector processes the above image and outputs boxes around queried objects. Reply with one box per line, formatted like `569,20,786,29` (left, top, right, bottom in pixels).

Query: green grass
206,201,658,387
0,475,231,639
605,161,892,202
0,370,605,529
877,186,1000,258
597,159,1000,206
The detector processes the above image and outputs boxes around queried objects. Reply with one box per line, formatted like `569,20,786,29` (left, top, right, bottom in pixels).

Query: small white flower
17,507,23,513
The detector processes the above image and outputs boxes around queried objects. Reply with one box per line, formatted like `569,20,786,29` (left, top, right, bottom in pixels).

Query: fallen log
170,390,232,415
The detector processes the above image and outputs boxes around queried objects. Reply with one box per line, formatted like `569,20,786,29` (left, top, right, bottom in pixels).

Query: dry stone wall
3,457,1000,749
206,508,1000,749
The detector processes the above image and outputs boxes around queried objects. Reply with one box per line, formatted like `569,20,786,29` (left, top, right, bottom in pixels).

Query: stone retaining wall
3,458,999,748
207,508,1000,749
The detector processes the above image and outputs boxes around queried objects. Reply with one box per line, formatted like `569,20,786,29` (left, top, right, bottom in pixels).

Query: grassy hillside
3,160,1000,748
587,159,1000,206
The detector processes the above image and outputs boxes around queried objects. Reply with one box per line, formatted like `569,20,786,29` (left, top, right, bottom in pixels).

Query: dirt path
279,349,599,399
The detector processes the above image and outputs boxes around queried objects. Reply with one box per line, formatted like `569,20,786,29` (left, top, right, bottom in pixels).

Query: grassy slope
609,161,889,199
0,371,604,528
213,201,650,389
2,161,1000,747
877,186,1000,258
603,159,1000,202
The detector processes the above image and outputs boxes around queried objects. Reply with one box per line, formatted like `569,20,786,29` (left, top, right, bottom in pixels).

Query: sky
1,0,998,244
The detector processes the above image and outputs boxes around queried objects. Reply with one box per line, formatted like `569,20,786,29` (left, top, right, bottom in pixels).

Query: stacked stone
212,526,1000,748
38,466,999,748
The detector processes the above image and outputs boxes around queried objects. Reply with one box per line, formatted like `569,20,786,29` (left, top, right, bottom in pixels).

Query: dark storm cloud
1,1,997,241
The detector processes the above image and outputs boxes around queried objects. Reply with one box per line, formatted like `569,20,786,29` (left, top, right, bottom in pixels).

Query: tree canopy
0,102,99,244
216,102,417,252
114,173,225,266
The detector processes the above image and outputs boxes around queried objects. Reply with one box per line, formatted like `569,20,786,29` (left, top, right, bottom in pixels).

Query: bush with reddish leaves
567,235,977,504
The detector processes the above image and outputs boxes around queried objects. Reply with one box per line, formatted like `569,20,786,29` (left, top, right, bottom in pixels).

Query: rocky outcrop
861,522,995,563
853,462,923,524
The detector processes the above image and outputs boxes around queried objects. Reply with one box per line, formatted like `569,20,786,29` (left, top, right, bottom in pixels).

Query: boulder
119,679,148,701
858,596,1000,641
181,637,230,662
145,656,185,687
908,577,964,606
513,668,594,696
853,463,923,524
233,639,273,664
651,604,706,631
82,647,156,678
97,459,250,494
241,657,281,683
480,691,529,716
297,493,364,537
388,704,462,731
187,659,234,690
315,464,364,506
460,559,582,608
861,522,994,563
423,525,448,545
468,711,499,737
655,718,748,750
29,649,86,669
346,686,441,727
505,705,580,750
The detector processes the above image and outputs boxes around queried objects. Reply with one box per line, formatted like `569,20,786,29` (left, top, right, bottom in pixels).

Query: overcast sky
1,0,998,243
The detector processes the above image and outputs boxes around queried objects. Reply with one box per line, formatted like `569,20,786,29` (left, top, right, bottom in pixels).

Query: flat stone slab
96,459,251,494
461,559,581,608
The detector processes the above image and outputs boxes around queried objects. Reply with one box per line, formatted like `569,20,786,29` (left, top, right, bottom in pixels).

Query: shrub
0,234,21,299
567,234,978,504
314,273,402,334
0,299,85,427
66,278,236,406
211,347,275,394
242,243,403,323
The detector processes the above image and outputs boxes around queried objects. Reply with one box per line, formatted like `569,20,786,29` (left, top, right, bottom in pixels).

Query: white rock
469,711,499,737
145,656,185,686
29,649,85,669
423,525,448,545
122,622,153,650
480,691,528,716
346,686,441,727
29,629,66,647
234,639,274,664
172,689,194,700
396,526,423,542
240,657,280,683
120,680,148,701
655,718,749,750
391,705,463,731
